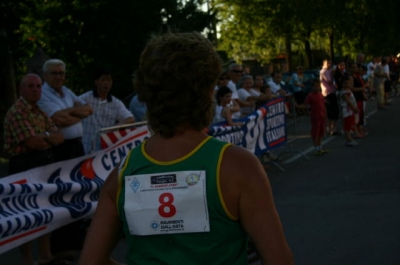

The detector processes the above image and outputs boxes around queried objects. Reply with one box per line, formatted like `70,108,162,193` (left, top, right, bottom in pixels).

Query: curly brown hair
134,32,222,137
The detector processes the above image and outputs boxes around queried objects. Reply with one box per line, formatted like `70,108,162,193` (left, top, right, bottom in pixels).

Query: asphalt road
268,95,400,265
1,95,399,265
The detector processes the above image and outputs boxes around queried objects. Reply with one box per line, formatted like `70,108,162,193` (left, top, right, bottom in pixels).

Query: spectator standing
78,31,293,265
216,70,230,88
356,53,366,66
79,68,135,153
129,94,147,122
297,79,329,155
390,56,399,96
382,56,392,106
268,71,288,96
339,76,359,147
3,74,65,265
253,74,264,94
373,57,389,110
37,59,93,259
38,59,92,161
367,56,380,99
388,55,398,97
290,66,307,115
228,63,245,118
320,59,340,136
253,74,272,109
237,75,269,117
290,66,306,103
214,86,242,126
333,59,348,92
350,63,367,137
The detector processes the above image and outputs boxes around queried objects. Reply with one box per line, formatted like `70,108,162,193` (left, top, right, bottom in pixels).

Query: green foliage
215,0,400,68
4,0,214,101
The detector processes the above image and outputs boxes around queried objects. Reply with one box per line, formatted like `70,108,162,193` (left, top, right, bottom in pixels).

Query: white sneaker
345,140,359,147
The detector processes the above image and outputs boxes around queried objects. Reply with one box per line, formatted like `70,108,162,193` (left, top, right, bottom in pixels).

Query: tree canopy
2,0,400,107
216,0,400,69
1,0,213,103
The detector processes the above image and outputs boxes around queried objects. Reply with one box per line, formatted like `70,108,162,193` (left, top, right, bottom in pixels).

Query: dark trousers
49,137,88,253
52,138,85,163
8,149,54,175
325,93,340,121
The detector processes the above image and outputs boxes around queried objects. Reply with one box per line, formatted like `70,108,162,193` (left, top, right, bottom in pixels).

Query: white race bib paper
124,170,209,235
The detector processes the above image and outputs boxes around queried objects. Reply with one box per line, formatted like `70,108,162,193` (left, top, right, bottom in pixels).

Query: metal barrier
90,121,148,153
261,94,309,172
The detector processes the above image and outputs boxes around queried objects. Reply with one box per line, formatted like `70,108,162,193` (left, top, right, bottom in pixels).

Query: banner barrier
208,97,286,156
0,97,286,254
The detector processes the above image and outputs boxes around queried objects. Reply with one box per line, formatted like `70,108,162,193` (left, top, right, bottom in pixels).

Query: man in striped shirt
79,68,135,153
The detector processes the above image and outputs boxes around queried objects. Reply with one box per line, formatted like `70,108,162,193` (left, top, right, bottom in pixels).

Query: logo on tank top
186,173,200,186
130,177,140,193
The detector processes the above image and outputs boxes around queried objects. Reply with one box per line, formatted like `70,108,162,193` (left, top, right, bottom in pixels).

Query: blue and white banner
0,126,151,254
0,98,286,254
208,97,287,156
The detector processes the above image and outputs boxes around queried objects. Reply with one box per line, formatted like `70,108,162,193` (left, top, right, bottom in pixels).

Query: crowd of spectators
212,54,399,154
2,59,139,265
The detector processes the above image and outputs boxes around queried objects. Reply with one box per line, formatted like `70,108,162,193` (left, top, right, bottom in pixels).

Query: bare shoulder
221,145,266,181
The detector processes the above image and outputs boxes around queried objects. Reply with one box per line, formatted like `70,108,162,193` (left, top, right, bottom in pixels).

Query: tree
215,0,400,69
0,0,214,156
4,0,214,100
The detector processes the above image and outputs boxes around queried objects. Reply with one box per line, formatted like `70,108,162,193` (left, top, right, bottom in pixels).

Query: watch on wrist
44,131,50,137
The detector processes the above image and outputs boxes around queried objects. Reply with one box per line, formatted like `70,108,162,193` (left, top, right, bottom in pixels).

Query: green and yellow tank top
117,136,248,265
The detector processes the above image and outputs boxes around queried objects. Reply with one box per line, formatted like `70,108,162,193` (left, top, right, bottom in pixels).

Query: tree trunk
285,36,292,71
303,27,312,68
329,31,334,61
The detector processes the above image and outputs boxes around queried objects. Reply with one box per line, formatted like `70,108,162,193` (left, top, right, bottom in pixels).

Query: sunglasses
219,77,230,80
231,70,243,73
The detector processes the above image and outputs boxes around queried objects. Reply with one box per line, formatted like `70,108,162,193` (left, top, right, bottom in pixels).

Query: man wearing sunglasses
228,63,247,118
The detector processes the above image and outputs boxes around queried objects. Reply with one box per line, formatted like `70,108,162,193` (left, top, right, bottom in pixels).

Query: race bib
124,170,209,235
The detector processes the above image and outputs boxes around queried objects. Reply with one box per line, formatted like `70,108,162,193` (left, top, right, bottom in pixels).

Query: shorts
343,115,355,131
310,116,325,138
324,93,339,121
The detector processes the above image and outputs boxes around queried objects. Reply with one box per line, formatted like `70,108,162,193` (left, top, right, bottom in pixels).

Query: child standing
339,76,359,147
298,79,329,155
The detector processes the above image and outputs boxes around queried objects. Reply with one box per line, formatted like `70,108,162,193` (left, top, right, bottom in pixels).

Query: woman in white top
237,75,270,117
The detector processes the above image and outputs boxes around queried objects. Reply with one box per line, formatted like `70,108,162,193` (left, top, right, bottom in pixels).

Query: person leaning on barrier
268,71,288,96
37,58,93,259
3,73,66,265
237,75,271,117
37,59,93,161
78,31,293,265
79,68,135,154
214,86,243,126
